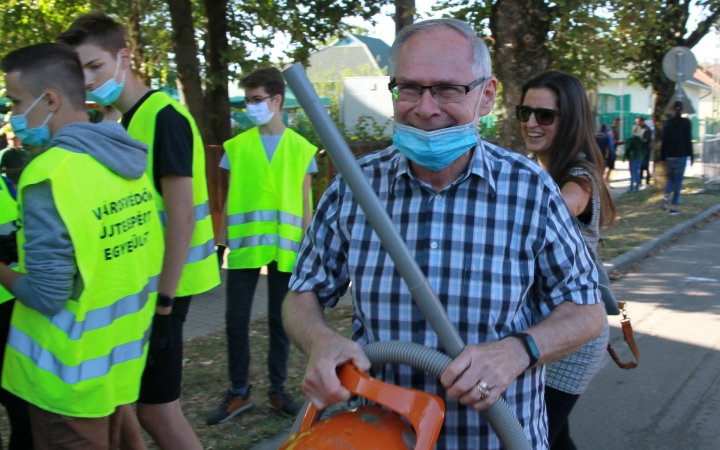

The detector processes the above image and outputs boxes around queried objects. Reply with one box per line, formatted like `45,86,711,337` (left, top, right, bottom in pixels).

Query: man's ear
477,76,498,117
44,89,63,113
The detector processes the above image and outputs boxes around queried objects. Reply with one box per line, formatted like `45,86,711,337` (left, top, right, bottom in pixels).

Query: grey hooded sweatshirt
12,121,149,316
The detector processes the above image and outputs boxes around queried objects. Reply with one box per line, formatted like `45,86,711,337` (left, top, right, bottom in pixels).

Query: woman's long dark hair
520,71,616,227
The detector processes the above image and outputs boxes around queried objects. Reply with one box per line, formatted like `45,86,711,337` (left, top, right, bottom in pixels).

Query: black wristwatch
157,293,175,308
508,332,540,369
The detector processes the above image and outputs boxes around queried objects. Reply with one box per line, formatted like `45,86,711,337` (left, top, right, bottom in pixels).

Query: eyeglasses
245,95,275,105
388,76,487,104
515,105,560,125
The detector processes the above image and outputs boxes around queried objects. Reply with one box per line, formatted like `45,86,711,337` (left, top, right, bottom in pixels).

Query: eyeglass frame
388,76,488,103
245,94,277,105
515,105,561,125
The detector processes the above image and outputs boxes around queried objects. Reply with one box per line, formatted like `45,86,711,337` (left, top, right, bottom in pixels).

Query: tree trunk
167,0,215,144
203,0,231,145
395,0,415,35
127,0,151,86
490,0,553,153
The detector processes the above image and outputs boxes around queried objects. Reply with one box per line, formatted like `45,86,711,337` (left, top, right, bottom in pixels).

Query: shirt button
430,241,438,249
436,193,442,199
425,341,431,347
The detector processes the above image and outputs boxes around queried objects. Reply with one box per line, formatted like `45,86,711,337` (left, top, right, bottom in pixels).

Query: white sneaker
662,197,669,211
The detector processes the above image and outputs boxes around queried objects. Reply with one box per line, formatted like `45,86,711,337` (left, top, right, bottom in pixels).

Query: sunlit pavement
572,216,720,449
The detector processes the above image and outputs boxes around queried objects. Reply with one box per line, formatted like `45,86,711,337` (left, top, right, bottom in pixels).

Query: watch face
527,337,540,358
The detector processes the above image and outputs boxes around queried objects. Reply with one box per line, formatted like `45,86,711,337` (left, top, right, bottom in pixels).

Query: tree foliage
608,0,720,190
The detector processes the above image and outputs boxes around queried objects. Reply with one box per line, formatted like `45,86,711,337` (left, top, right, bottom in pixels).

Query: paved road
571,217,720,449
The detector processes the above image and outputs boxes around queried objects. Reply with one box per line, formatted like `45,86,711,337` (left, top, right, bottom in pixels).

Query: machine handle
295,364,445,450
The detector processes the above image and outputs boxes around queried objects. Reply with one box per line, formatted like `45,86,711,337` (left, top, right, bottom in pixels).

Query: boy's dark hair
57,10,127,53
240,67,285,107
1,43,86,110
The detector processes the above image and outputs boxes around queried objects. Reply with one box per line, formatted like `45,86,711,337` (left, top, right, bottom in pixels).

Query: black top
660,116,693,162
0,147,29,185
122,90,194,195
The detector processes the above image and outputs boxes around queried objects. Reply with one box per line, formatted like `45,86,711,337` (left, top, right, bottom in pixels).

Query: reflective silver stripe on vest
278,237,301,253
7,323,152,384
228,234,276,250
227,210,276,226
49,276,159,341
186,238,215,264
0,221,16,235
278,211,303,228
158,201,211,228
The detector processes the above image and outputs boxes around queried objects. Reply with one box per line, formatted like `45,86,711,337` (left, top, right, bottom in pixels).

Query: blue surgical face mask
393,122,479,171
9,94,53,147
87,53,126,106
246,101,275,126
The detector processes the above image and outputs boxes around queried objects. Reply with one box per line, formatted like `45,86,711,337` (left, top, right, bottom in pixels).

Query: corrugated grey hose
290,341,530,450
364,341,530,450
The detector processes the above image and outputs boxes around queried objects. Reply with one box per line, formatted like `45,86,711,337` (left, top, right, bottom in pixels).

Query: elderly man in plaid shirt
283,18,606,450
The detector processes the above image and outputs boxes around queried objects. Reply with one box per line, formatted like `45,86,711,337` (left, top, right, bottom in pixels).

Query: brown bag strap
607,301,640,369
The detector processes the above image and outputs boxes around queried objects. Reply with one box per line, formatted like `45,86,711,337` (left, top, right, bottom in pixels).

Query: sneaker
669,210,681,216
662,197,669,211
206,388,254,425
268,388,301,416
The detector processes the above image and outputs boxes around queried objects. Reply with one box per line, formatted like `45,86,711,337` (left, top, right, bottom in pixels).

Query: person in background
0,42,163,450
623,126,646,193
660,101,693,215
0,130,29,186
519,70,616,450
610,117,624,147
595,123,615,185
59,11,220,450
207,67,317,425
636,116,653,187
284,19,605,450
0,173,32,450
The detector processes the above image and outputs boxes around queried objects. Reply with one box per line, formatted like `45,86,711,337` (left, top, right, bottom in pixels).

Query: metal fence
703,135,720,179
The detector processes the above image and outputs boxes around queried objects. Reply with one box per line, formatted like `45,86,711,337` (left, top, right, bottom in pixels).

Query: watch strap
509,332,540,369
157,294,175,308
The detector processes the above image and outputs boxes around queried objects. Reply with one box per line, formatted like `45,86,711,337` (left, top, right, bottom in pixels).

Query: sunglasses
516,105,561,125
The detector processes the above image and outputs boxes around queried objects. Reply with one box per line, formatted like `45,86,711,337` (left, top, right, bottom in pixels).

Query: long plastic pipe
283,63,530,450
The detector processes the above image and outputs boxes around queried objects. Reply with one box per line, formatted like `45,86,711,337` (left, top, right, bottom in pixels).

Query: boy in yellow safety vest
59,12,220,450
207,67,317,424
0,42,164,449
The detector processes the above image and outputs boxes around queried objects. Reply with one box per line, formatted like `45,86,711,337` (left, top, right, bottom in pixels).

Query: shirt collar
390,140,497,195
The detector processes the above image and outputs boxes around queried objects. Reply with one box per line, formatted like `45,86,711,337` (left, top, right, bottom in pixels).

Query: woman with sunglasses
517,70,617,450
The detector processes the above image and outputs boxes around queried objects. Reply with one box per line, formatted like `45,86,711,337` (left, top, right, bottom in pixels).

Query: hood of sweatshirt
49,121,148,180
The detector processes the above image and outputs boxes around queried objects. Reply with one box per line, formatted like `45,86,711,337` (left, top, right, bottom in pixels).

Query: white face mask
246,101,275,126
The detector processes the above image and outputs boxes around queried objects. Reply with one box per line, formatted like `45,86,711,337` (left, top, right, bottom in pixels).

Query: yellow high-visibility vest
224,127,316,272
2,147,164,417
127,92,220,296
0,176,18,304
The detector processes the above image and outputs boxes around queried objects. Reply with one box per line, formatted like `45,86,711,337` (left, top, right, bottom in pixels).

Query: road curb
604,202,720,274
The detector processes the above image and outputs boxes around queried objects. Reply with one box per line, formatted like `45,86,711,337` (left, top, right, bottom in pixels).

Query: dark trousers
0,300,34,449
545,386,579,450
226,262,291,391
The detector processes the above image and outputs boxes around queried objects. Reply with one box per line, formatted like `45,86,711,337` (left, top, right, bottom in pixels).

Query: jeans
226,262,291,391
664,157,687,206
629,159,643,190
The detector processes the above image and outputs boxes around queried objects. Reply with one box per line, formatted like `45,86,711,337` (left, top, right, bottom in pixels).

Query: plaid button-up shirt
290,142,600,450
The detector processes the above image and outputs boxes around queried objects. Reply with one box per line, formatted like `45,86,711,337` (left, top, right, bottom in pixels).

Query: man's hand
302,332,370,410
440,338,529,411
149,313,174,350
